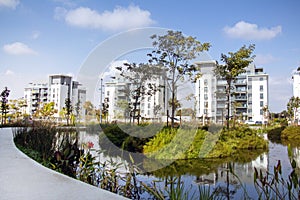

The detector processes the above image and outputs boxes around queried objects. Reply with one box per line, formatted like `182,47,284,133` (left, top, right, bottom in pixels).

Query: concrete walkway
0,128,127,200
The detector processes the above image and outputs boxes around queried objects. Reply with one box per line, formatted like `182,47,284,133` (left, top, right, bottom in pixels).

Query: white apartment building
24,83,48,115
24,75,86,120
292,69,300,122
103,72,170,122
195,61,269,124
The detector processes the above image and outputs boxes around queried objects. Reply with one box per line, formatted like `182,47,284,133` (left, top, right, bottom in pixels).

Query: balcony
234,80,247,85
217,80,227,85
234,96,247,101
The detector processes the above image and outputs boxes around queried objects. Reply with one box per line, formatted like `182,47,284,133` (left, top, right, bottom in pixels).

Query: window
259,77,264,81
148,103,150,109
248,94,252,98
204,79,208,86
248,85,252,90
260,85,263,91
204,102,208,108
204,94,208,100
107,91,110,96
248,78,252,81
248,109,252,113
248,101,252,105
204,87,208,93
260,93,264,99
260,109,263,115
260,101,264,107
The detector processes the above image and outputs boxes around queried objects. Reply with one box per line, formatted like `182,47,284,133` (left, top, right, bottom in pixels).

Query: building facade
292,69,300,122
103,72,170,122
195,61,269,124
24,83,48,115
24,75,86,121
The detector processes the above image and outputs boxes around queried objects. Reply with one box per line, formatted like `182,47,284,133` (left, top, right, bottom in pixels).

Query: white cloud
223,21,282,40
3,42,37,55
56,5,155,31
4,69,14,75
0,0,19,9
100,60,128,79
254,54,277,65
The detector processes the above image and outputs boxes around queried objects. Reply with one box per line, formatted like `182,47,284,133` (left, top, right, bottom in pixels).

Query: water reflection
74,128,299,199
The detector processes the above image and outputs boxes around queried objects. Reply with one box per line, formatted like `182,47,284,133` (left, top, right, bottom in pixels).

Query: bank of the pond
0,128,127,200
266,125,300,147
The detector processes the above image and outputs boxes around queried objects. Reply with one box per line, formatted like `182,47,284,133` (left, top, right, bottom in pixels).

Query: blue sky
0,0,299,112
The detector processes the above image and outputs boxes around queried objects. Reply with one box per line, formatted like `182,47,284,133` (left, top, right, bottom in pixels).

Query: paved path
0,128,127,200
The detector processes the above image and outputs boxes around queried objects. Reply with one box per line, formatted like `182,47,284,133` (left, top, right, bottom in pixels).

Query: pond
76,128,299,199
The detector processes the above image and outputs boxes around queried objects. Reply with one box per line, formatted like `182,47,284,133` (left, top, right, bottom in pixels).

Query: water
77,129,299,199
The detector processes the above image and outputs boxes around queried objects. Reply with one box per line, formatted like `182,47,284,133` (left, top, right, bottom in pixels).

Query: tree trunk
171,88,175,128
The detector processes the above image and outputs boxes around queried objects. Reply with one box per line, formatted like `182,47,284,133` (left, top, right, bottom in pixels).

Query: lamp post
99,78,103,124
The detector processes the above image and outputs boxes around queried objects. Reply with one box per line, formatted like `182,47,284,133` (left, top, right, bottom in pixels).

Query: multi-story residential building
292,68,300,122
24,83,48,115
24,74,86,120
48,75,73,118
103,72,170,122
195,61,269,124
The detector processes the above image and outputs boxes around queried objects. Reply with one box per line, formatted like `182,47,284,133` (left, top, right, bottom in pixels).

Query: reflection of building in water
292,147,300,168
195,153,269,186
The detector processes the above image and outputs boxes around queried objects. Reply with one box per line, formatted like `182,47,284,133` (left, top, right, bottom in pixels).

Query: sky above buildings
0,0,299,112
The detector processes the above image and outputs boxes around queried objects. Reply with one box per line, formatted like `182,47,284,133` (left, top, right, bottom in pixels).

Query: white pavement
0,128,127,200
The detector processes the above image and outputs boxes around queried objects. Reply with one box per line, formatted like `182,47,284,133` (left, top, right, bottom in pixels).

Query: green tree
39,102,57,119
148,30,210,127
1,87,10,125
9,99,21,121
74,100,81,123
83,101,95,122
63,98,73,125
214,44,255,129
116,99,131,121
116,63,162,124
287,96,300,125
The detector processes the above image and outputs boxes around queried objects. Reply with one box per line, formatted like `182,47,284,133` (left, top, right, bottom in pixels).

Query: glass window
204,94,208,100
204,87,208,93
260,85,263,91
248,78,252,81
204,79,208,86
260,109,263,115
260,77,264,81
260,101,264,107
260,93,264,99
248,85,252,90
